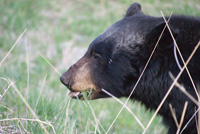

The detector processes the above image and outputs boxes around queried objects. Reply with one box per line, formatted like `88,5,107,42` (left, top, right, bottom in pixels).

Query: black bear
60,3,200,134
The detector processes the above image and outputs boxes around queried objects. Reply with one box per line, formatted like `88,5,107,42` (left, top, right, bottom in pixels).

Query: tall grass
0,0,199,133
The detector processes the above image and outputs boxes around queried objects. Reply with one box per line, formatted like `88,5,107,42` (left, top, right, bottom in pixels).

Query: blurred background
0,0,199,133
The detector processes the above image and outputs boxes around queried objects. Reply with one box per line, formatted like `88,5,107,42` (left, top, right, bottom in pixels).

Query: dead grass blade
180,107,200,134
169,104,179,128
64,98,72,133
169,73,199,106
40,54,61,76
17,120,23,133
8,79,56,134
35,74,47,111
0,118,54,133
0,29,27,67
0,77,9,86
170,73,200,133
105,14,173,134
88,118,101,134
176,101,188,134
195,110,199,134
18,120,30,133
102,89,145,130
87,101,106,133
0,104,14,113
25,35,30,100
0,77,14,98
161,11,200,101
142,41,200,134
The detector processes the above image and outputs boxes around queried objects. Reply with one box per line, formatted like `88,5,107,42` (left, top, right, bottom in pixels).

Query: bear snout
60,68,74,91
60,75,70,88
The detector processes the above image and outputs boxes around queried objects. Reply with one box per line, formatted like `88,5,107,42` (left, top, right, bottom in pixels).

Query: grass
0,0,199,133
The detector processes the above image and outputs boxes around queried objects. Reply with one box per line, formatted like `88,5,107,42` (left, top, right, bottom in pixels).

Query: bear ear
147,21,179,52
125,3,143,17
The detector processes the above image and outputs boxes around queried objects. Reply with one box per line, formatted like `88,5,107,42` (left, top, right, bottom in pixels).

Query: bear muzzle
60,58,102,100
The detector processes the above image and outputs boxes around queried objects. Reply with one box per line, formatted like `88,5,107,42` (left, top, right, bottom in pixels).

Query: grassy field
0,0,199,133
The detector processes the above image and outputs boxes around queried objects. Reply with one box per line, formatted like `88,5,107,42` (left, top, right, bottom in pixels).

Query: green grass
0,0,199,133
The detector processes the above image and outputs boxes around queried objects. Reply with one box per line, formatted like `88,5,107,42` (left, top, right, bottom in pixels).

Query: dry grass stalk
170,73,200,133
180,107,200,134
25,35,30,101
195,112,199,134
105,14,172,134
169,104,179,127
17,120,23,133
142,40,200,133
176,101,188,134
8,80,56,134
88,119,102,134
169,72,199,106
0,118,54,133
87,101,106,133
170,74,200,133
161,14,200,132
18,120,30,133
35,74,47,111
0,104,14,113
0,29,27,67
102,89,145,130
0,77,14,99
40,54,61,76
160,11,200,101
64,98,72,133
25,35,29,129
0,77,9,87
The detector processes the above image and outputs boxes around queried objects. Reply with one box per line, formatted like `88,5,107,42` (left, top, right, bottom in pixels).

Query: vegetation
0,0,199,133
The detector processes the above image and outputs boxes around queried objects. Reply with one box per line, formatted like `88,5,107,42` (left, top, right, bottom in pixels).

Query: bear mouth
68,89,94,100
69,91,83,98
68,87,109,100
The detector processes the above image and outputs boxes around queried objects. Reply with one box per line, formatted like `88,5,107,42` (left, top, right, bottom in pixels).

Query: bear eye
93,53,102,60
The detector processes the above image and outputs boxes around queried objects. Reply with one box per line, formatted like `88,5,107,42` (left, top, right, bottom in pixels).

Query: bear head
60,3,179,100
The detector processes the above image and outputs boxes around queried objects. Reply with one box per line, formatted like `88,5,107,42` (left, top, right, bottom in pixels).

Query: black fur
61,3,200,134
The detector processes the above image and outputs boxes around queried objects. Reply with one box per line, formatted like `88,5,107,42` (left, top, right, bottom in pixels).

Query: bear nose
60,75,71,89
